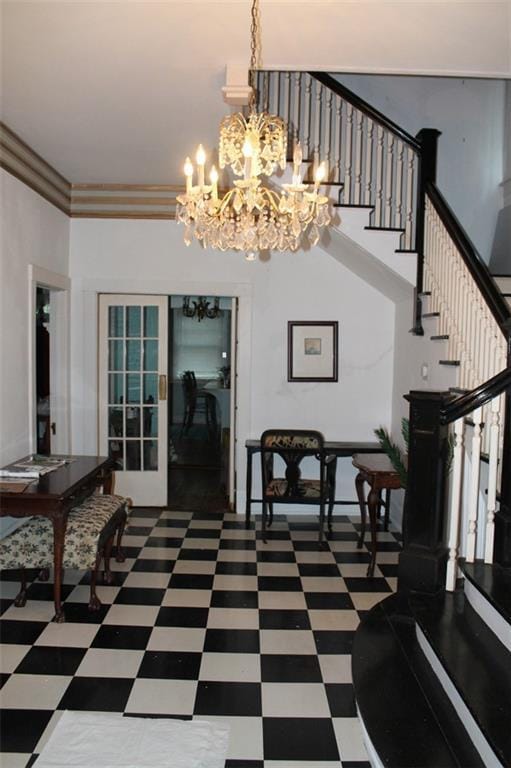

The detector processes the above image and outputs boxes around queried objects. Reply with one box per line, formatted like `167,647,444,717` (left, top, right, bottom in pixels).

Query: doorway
35,287,51,454
168,296,234,511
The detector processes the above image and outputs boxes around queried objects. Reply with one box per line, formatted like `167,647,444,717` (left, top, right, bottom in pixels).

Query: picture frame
287,321,339,382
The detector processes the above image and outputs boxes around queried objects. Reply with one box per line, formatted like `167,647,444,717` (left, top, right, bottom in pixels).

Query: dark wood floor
168,423,228,511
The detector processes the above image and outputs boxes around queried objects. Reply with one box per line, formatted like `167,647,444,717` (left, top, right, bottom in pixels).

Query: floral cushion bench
0,493,131,610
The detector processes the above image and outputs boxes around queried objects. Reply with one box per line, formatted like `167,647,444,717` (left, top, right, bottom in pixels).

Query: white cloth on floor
33,711,230,768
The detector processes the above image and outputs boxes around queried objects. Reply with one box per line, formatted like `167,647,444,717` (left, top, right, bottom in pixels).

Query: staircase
256,70,511,767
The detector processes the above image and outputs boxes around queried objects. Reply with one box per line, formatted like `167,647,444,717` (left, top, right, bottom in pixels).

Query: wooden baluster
364,117,374,206
466,406,483,562
394,139,404,230
324,87,333,182
312,78,322,175
485,397,501,563
384,133,395,229
354,110,364,204
262,71,270,113
334,95,343,187
303,74,312,162
284,72,291,148
405,146,416,248
446,418,464,591
292,72,301,149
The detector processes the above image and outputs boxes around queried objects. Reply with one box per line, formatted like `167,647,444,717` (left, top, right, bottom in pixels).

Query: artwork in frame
287,321,339,382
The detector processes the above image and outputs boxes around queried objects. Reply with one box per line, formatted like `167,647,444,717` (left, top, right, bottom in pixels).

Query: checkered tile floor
0,508,401,767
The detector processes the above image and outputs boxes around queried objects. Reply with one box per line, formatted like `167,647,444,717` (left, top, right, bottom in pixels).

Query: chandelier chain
249,0,260,108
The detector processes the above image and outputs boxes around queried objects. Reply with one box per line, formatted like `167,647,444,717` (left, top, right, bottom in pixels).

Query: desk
0,455,114,622
353,453,402,578
245,440,383,528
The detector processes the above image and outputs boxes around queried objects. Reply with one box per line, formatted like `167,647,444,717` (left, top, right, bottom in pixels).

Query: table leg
367,487,379,578
245,449,253,529
51,515,67,623
384,488,391,531
355,472,366,548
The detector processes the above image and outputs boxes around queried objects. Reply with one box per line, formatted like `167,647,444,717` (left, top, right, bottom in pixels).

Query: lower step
352,593,485,767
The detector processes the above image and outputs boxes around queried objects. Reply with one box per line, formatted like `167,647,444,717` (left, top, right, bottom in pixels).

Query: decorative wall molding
1,122,181,220
0,122,71,214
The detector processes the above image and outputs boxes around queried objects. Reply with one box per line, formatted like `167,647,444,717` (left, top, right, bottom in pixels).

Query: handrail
440,367,511,425
309,72,422,152
426,180,511,330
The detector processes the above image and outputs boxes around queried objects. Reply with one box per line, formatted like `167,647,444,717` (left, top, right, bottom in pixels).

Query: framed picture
287,321,339,382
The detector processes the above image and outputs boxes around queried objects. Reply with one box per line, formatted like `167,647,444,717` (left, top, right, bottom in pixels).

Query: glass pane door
99,295,168,505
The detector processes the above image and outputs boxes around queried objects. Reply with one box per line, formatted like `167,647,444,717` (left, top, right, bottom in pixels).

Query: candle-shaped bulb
196,144,206,189
292,142,303,185
314,161,326,186
210,165,219,201
242,137,253,158
184,156,193,194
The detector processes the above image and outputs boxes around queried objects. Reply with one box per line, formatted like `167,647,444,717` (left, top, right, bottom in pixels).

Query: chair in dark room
260,429,335,543
180,370,217,440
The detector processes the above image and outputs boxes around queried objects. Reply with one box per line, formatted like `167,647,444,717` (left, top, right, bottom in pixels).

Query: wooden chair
260,429,335,543
180,370,218,440
0,494,131,610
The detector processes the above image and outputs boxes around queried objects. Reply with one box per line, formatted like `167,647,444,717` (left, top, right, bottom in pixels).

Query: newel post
494,319,511,566
412,128,442,336
398,390,453,593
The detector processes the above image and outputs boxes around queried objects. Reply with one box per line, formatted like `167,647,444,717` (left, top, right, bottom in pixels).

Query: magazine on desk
0,455,75,480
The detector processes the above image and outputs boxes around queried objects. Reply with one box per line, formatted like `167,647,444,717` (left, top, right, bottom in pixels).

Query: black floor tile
185,528,221,539
191,512,224,521
125,526,153,536
131,559,175,573
257,576,302,592
155,518,190,528
326,531,359,541
304,592,354,610
0,672,10,688
145,537,183,548
370,541,401,551
261,654,322,683
325,682,357,716
111,546,141,559
219,539,256,550
15,646,86,676
138,651,201,679
178,548,218,561
58,676,134,711
91,625,152,650
0,709,53,753
132,509,163,518
256,550,296,563
25,582,75,602
222,520,255,530
211,591,258,609
378,564,399,577
344,577,392,593
259,609,311,630
298,563,341,578
215,562,257,576
225,761,263,768
0,620,46,644
79,570,128,587
60,603,110,623
333,551,371,563
263,717,339,761
0,598,13,615
169,574,214,590
156,607,209,628
256,531,291,541
204,629,260,654
292,540,329,551
313,630,355,655
114,587,166,605
194,681,262,716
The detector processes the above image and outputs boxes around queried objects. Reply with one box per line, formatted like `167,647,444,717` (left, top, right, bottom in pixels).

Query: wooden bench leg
88,550,102,611
38,568,50,582
355,472,367,548
14,568,28,607
103,534,115,585
115,502,130,563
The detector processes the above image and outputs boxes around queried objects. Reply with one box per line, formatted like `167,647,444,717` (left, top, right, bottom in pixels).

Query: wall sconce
182,296,221,322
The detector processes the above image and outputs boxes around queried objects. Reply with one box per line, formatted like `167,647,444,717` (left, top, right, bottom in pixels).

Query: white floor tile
189,519,223,529
332,716,369,761
199,652,260,682
0,673,71,709
103,604,159,627
0,644,31,673
213,575,258,592
180,538,219,550
162,589,211,608
1,601,56,623
294,550,336,564
257,563,300,577
206,608,259,629
319,654,352,683
34,622,99,648
125,678,197,715
196,715,263,761
147,627,206,652
350,593,390,610
300,577,347,593
216,549,257,562
258,591,307,610
172,560,216,575
160,511,193,520
76,648,144,678
308,610,359,631
261,682,330,717
338,563,382,578
123,571,171,589
0,753,34,767
66,585,120,604
260,630,316,655
139,547,179,560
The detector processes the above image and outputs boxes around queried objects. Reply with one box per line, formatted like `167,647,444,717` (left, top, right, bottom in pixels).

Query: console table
353,453,402,578
245,439,383,527
0,455,114,622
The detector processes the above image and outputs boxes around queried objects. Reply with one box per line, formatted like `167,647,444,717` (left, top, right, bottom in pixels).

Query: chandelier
176,0,331,261
182,296,221,322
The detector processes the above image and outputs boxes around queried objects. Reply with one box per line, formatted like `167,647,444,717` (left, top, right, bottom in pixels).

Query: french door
99,295,168,505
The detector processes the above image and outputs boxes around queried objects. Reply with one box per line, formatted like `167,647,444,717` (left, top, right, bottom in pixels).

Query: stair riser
493,276,511,293
464,578,511,652
416,626,504,768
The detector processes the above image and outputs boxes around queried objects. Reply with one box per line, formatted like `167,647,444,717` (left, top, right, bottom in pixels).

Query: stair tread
461,561,511,626
423,312,440,318
439,360,460,366
410,591,511,767
364,225,405,233
431,335,449,340
353,593,485,768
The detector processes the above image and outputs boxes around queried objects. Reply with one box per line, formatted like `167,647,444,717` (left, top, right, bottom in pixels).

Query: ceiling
1,1,509,185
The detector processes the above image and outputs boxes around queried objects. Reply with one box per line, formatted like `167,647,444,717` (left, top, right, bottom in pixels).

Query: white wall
335,74,506,262
0,170,69,466
69,219,395,513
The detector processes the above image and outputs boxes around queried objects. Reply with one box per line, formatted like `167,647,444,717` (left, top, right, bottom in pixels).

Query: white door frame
76,277,252,514
28,265,71,454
